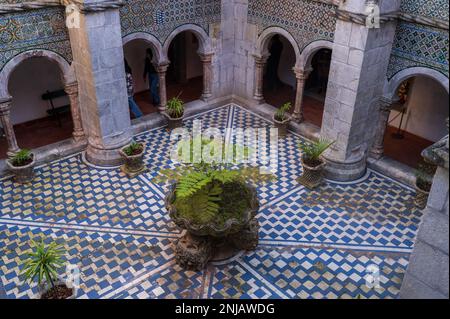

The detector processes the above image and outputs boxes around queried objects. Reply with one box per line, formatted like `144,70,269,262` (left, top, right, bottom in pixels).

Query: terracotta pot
298,157,326,189
273,115,290,138
119,144,147,177
165,113,184,130
6,154,36,184
165,183,259,238
414,182,430,209
37,277,77,299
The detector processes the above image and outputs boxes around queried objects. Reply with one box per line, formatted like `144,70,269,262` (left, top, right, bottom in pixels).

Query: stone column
199,53,214,101
369,97,393,159
65,0,131,166
64,82,85,143
292,68,311,123
156,62,169,113
400,127,449,299
320,0,401,181
253,55,268,104
0,98,19,157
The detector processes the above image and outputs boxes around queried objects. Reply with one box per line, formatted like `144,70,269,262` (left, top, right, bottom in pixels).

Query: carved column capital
293,67,312,82
156,62,170,74
253,54,269,66
64,82,79,95
0,98,12,115
379,96,395,112
199,52,214,63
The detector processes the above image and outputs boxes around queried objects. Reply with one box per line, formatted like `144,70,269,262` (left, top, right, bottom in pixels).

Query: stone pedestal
0,99,19,157
65,1,131,167
320,0,401,181
175,218,260,271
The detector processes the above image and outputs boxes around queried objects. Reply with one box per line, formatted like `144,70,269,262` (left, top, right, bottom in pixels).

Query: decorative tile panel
400,0,449,21
248,0,336,52
119,0,221,44
387,22,449,79
0,7,72,72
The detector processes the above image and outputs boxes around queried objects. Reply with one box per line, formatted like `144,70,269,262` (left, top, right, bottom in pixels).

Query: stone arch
384,67,449,100
122,32,165,64
0,49,75,99
298,40,333,70
256,27,301,67
162,24,213,59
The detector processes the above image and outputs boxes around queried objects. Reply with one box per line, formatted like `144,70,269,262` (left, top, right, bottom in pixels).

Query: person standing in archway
125,59,143,118
143,49,160,106
266,35,284,91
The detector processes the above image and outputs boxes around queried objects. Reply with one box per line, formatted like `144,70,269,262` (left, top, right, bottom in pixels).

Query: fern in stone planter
158,138,271,270
298,139,334,189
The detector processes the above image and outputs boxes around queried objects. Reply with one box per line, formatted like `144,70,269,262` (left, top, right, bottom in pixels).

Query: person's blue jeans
128,97,143,118
149,73,160,105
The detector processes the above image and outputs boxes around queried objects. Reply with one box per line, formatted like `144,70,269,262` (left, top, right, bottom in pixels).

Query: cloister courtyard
0,0,448,301
0,105,421,299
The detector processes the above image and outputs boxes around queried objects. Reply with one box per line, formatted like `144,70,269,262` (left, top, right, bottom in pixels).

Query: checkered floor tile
0,104,422,299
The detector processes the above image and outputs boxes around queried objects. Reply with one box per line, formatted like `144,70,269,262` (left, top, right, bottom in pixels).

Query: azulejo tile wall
248,0,336,52
119,0,222,44
387,22,449,79
400,0,449,21
0,7,72,72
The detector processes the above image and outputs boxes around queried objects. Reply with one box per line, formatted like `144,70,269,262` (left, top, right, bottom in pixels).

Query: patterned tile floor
0,104,421,299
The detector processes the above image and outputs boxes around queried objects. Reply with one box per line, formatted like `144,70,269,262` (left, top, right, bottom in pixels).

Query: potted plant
414,162,436,209
165,95,184,129
7,149,36,184
160,138,263,271
273,102,292,137
21,239,76,299
298,139,334,189
119,140,147,177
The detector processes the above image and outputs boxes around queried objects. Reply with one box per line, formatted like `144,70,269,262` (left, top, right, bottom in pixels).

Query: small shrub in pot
21,239,76,299
7,149,36,184
298,139,334,189
414,162,436,209
273,102,292,138
119,141,147,177
166,95,185,129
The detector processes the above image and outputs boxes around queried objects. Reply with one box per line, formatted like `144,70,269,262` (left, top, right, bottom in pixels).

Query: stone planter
119,144,147,178
273,115,290,138
37,277,77,299
7,154,36,184
165,113,184,130
414,182,430,209
298,157,326,189
165,183,260,271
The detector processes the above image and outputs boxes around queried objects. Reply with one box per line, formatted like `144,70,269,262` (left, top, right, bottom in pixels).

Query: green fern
176,171,212,199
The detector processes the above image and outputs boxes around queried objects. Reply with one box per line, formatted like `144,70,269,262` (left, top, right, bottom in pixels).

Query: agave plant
123,141,143,156
21,239,65,289
274,102,292,122
11,149,33,167
300,139,334,167
167,95,184,119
